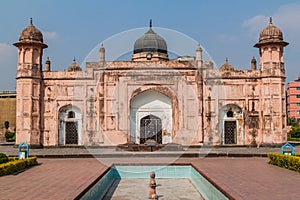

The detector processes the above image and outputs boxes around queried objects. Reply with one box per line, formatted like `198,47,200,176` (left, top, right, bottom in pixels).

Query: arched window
68,111,75,118
227,110,233,118
33,49,39,64
24,48,31,63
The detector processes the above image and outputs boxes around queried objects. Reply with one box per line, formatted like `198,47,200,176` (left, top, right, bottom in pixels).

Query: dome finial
30,18,33,25
68,57,82,72
269,16,272,25
220,57,234,71
150,19,152,28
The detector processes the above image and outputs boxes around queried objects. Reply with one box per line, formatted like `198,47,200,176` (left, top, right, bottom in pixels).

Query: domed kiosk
132,20,168,61
254,17,288,48
14,18,47,48
220,58,235,71
67,58,82,72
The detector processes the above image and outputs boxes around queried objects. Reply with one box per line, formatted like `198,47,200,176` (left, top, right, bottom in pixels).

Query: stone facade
14,18,288,147
0,91,16,136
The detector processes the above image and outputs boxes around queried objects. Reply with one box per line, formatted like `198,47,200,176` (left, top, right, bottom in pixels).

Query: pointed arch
130,86,179,144
33,48,39,64
58,104,82,145
219,104,244,145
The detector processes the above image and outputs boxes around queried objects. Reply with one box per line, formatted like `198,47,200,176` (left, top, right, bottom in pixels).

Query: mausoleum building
14,18,288,147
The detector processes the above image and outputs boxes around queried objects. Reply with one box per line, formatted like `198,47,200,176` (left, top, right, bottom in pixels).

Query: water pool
78,165,229,200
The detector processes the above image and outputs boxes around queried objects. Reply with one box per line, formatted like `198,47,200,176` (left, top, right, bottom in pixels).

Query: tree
288,122,300,139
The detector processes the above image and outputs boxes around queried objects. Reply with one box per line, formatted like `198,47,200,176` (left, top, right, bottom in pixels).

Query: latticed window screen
224,121,236,144
65,122,78,144
140,115,162,144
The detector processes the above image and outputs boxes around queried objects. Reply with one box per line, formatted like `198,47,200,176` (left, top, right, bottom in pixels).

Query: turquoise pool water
79,165,229,200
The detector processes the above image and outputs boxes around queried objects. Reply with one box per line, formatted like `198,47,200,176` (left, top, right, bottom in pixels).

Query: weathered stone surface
14,19,287,146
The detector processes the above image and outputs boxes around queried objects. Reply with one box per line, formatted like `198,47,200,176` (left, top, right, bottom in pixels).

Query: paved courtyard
1,156,300,200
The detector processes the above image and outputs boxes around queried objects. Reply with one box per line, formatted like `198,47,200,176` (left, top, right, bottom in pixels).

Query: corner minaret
196,43,203,68
99,43,105,62
45,57,51,71
13,18,48,146
254,17,288,76
251,56,257,70
254,17,288,144
14,18,48,77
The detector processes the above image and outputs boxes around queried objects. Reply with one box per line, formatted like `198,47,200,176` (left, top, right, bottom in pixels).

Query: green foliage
288,137,300,141
5,131,15,142
0,153,8,164
289,123,300,134
291,132,300,138
268,153,300,173
0,157,37,176
288,122,300,141
5,131,13,138
8,157,18,162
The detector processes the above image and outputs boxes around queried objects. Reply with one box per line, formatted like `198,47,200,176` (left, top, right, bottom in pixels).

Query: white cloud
242,2,300,82
242,15,267,35
242,3,300,37
42,31,58,40
274,3,300,32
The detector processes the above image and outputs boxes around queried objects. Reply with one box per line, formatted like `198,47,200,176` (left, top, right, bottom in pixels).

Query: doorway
140,115,162,144
65,121,78,144
224,121,237,144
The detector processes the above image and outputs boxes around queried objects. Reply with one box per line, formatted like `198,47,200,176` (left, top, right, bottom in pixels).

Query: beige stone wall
40,60,203,146
14,42,287,146
13,57,287,146
0,95,16,137
16,56,285,147
112,68,200,145
203,66,286,145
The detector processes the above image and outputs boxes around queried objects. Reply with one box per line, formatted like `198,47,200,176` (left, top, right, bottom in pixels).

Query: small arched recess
219,104,244,145
58,105,82,145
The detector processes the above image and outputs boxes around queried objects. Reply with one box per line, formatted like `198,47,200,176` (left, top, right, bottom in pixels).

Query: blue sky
1,0,300,90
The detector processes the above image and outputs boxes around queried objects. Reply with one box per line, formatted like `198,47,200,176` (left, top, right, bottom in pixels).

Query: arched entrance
220,104,244,145
130,89,172,144
140,114,162,144
58,105,82,145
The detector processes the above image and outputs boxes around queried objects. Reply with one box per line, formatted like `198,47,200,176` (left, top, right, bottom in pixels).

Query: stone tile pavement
1,143,300,199
0,157,300,200
0,158,107,200
178,157,300,200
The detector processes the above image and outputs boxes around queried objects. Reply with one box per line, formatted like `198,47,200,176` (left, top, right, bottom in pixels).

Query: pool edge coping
74,162,236,200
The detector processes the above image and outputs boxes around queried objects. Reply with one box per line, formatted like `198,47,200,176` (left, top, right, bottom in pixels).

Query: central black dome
133,20,167,54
